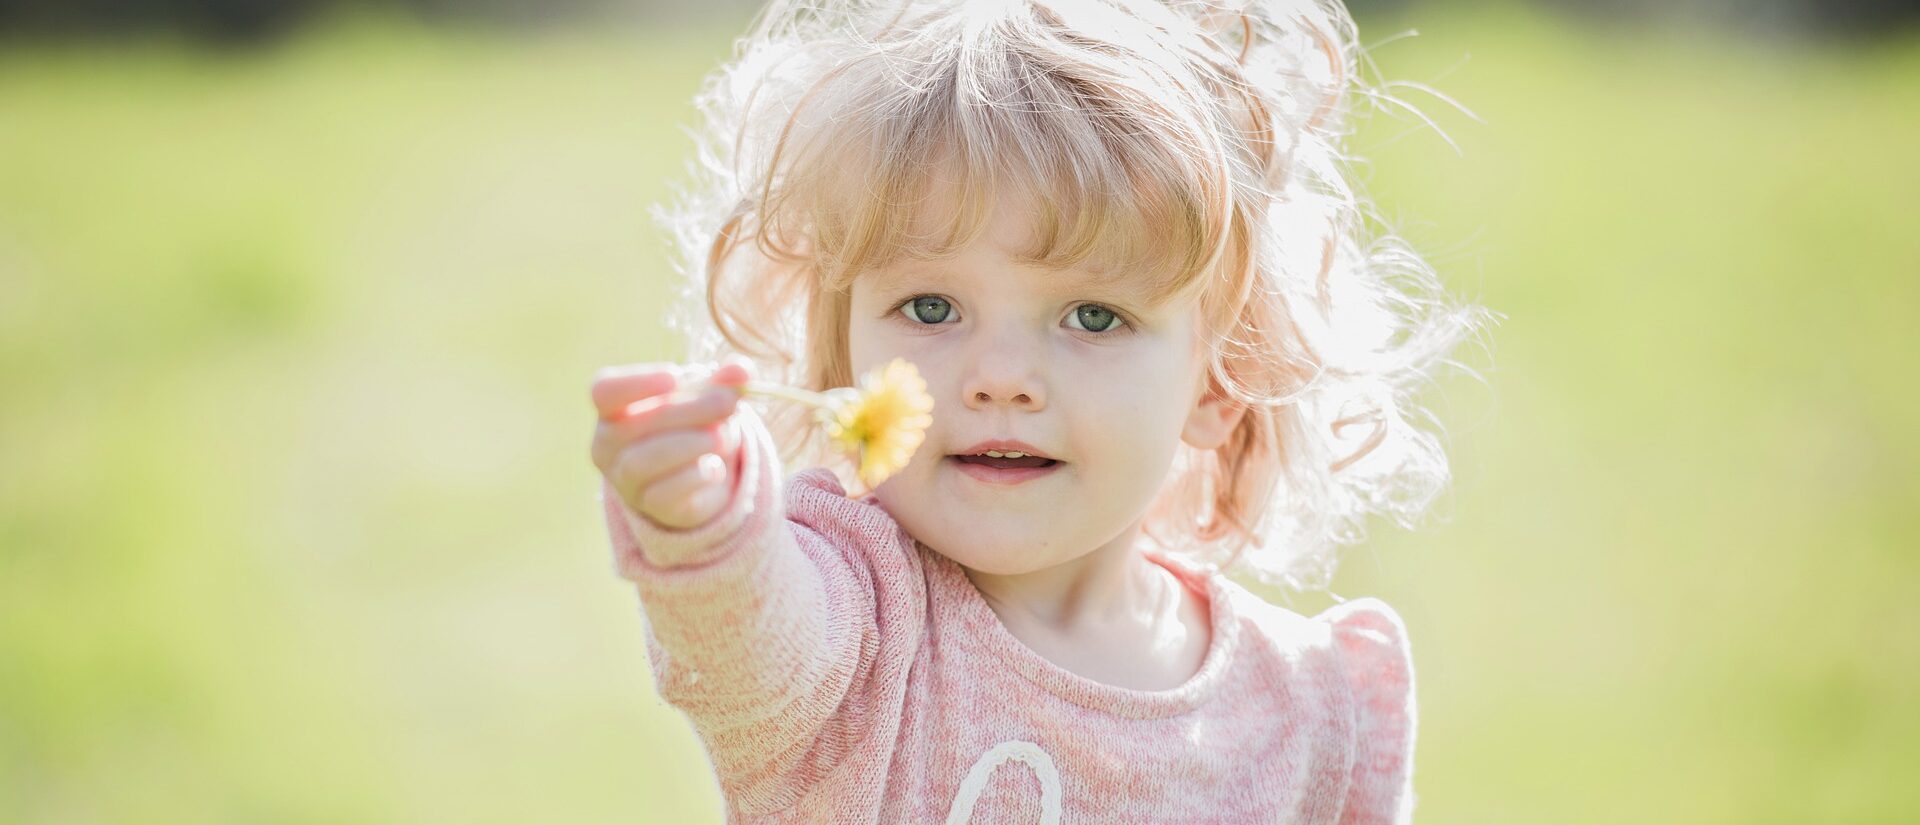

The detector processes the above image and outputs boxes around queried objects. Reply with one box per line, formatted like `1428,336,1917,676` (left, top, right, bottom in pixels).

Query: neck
960,521,1169,633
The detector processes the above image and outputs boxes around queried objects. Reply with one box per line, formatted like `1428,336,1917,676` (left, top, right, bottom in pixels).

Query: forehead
865,189,1150,291
805,137,1206,309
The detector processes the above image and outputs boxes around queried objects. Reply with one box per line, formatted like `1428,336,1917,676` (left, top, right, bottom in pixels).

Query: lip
946,455,1064,486
946,439,1064,486
950,439,1057,460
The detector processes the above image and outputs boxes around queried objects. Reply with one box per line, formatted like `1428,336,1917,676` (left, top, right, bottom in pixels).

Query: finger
591,364,680,421
636,454,729,530
604,428,725,491
714,416,742,469
708,358,752,389
591,414,728,476
602,387,740,443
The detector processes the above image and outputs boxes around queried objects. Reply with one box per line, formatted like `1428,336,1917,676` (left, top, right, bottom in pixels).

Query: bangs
762,17,1237,306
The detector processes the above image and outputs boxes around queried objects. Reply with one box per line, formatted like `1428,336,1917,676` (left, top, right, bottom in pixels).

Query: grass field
2,4,1916,822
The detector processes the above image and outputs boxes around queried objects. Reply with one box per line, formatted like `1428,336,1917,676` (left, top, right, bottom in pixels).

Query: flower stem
681,377,834,410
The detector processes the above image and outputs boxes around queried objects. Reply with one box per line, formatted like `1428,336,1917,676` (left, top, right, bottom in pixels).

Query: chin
918,529,1072,576
876,484,1082,574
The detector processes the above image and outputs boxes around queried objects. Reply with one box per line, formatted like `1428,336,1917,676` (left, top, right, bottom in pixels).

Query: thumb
686,454,737,526
715,413,745,464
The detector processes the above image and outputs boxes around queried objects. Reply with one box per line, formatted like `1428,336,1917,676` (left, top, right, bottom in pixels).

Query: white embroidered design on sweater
944,740,1063,825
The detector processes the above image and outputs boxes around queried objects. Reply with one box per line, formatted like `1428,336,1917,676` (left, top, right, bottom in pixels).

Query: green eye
1070,303,1122,333
906,296,952,324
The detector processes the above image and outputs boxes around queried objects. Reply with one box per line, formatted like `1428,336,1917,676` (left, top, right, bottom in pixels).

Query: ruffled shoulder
1315,597,1417,824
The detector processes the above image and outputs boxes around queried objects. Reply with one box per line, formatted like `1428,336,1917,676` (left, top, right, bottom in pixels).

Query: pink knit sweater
600,405,1417,823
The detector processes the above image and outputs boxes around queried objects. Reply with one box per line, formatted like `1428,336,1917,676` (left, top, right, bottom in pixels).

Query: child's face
847,197,1244,576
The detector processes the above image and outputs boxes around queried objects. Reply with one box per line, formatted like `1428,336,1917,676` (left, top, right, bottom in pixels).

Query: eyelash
888,294,1133,335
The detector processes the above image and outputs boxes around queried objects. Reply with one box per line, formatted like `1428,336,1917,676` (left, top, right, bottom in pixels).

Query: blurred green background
2,0,1916,822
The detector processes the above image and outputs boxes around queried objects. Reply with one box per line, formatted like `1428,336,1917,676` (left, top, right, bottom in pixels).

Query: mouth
948,454,1061,470
945,451,1064,485
947,439,1061,469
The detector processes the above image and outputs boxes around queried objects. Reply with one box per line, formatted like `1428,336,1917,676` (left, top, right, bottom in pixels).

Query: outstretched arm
590,363,870,811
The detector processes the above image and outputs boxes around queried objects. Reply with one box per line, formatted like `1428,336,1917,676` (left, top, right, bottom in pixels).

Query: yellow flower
818,358,935,489
697,357,935,493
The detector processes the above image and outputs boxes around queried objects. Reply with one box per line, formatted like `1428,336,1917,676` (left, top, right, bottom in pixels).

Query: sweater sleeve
1326,597,1418,825
599,402,871,812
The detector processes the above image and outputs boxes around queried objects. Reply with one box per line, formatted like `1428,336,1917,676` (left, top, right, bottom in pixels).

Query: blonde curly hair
653,0,1491,591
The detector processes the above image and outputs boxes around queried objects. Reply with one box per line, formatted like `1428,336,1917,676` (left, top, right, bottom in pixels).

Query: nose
960,339,1046,412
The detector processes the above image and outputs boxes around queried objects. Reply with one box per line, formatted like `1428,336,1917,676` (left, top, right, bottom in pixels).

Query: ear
1181,374,1246,451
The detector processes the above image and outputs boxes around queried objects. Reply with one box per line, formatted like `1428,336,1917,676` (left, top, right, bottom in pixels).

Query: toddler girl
589,0,1483,821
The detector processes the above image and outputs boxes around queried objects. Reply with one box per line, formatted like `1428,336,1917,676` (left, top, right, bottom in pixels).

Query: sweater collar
924,542,1241,719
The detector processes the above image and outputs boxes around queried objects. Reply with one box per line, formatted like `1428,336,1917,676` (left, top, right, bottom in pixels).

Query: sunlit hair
656,0,1493,591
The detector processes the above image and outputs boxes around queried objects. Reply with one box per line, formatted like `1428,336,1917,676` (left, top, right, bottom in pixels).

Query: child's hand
589,360,751,531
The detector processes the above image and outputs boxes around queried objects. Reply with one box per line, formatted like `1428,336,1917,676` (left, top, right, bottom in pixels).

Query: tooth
985,450,1005,458
1003,451,1025,458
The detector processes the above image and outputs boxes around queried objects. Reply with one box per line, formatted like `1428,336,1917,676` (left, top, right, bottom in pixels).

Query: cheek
1065,346,1194,460
850,323,963,415
1072,338,1190,413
